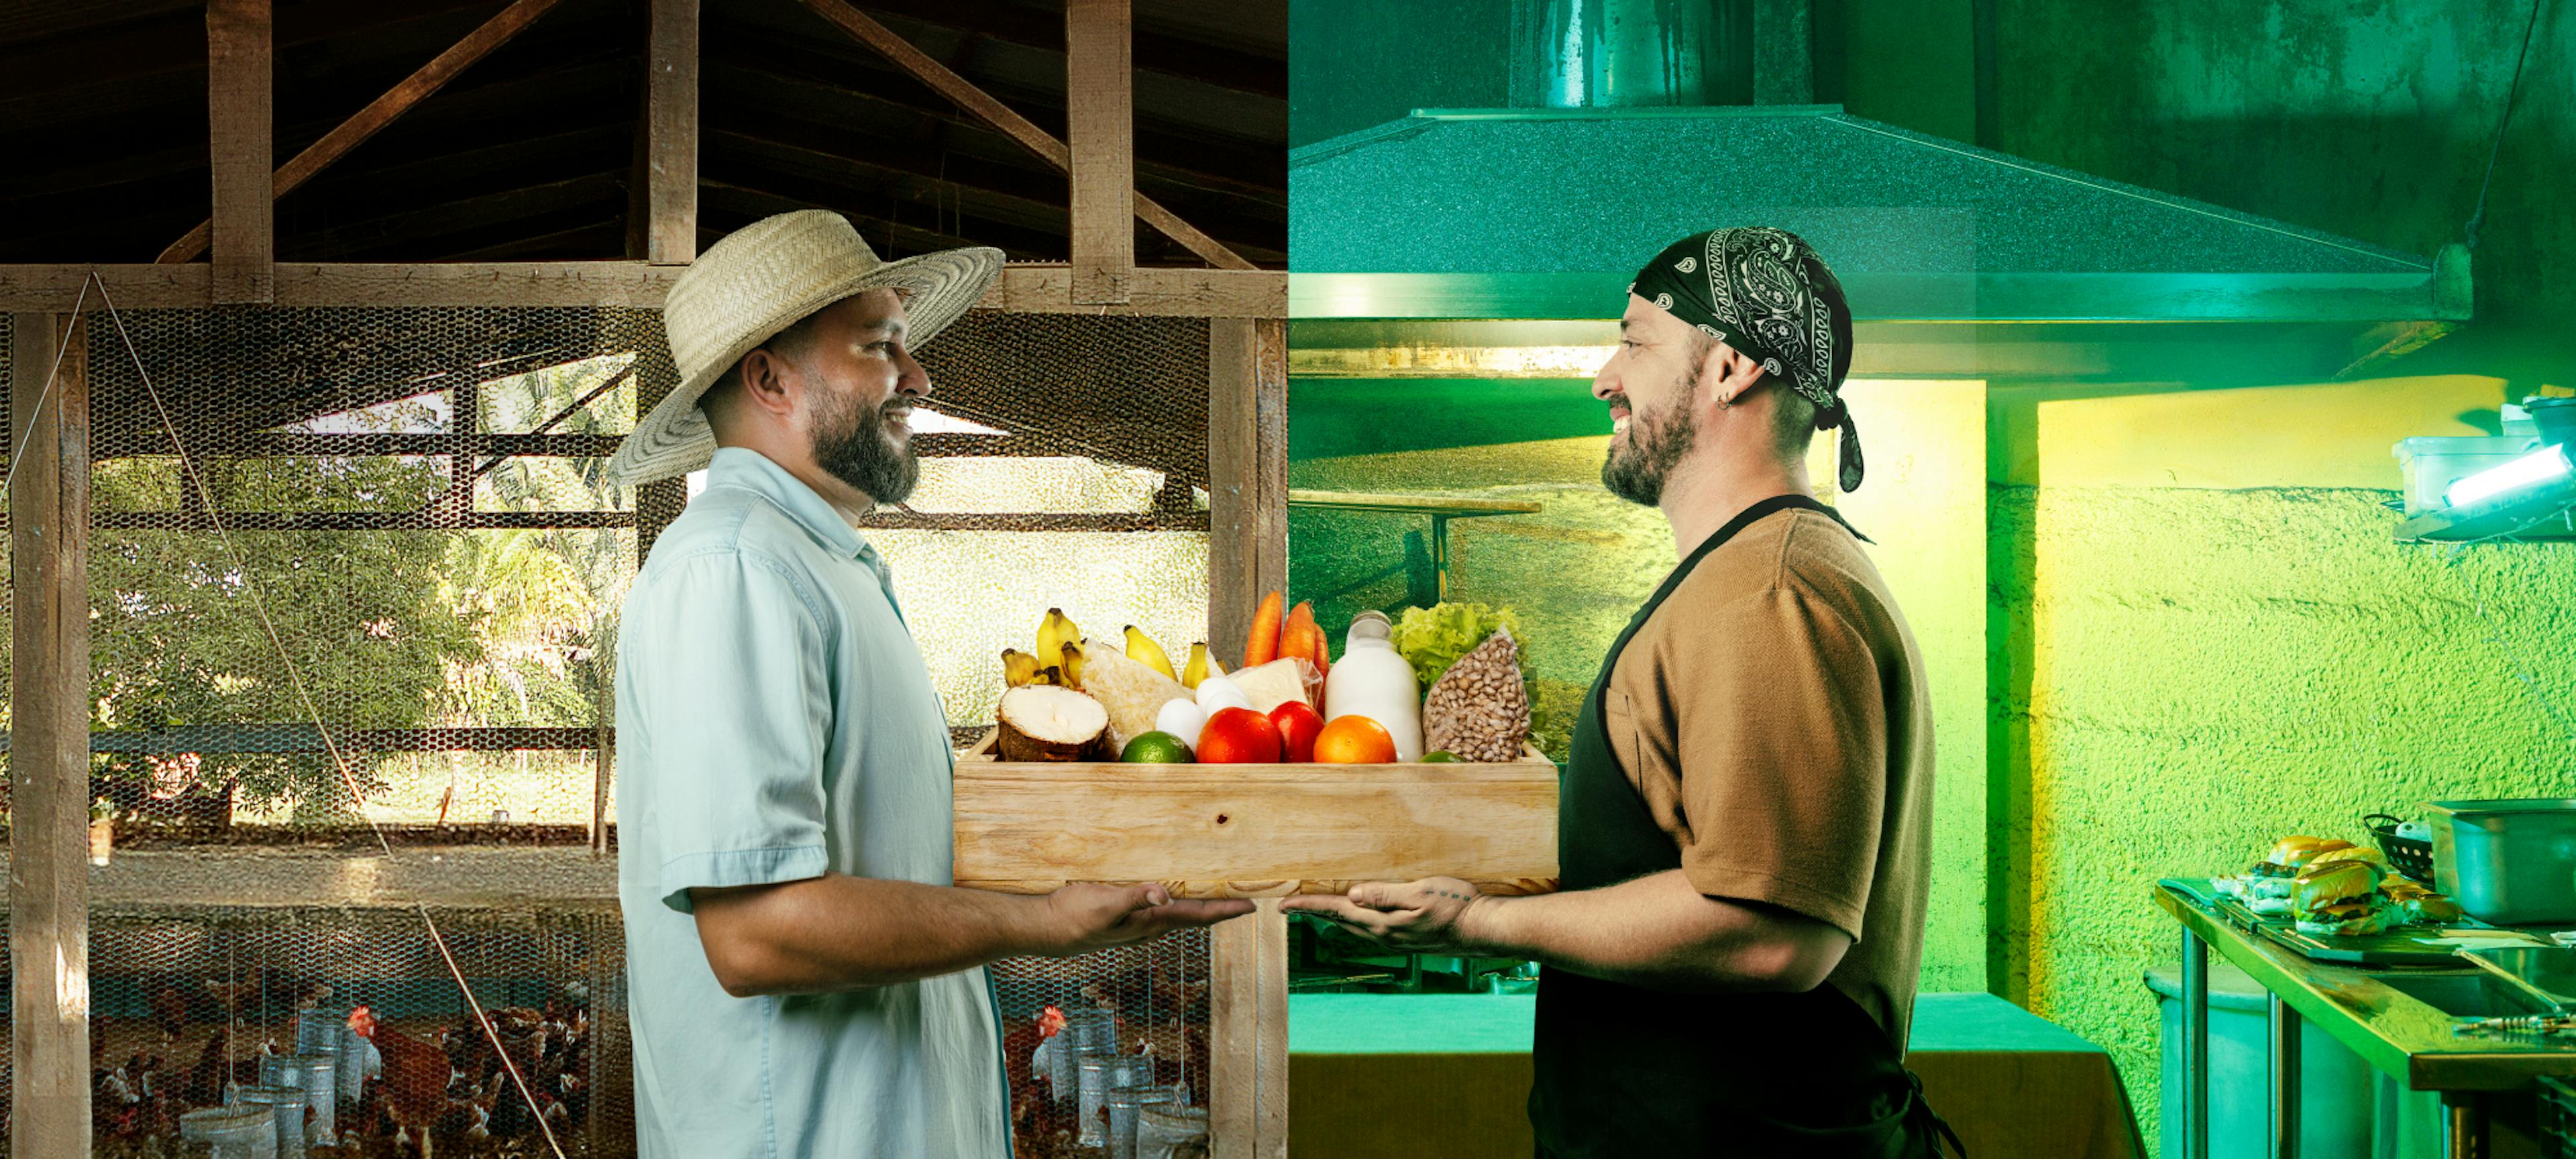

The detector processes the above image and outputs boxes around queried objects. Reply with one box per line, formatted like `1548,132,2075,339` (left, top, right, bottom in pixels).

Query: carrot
1246,590,1284,667
1281,601,1318,673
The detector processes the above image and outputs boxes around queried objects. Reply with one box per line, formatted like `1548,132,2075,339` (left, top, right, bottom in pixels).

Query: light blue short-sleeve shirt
615,447,1010,1159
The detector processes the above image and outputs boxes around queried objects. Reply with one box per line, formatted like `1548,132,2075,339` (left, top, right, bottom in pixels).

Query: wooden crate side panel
953,762,1558,896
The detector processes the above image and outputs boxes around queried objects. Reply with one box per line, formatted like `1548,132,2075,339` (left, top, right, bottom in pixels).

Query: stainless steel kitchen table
2156,880,2576,1159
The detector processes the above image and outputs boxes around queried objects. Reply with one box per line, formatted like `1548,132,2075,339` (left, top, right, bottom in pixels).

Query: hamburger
2381,877,2465,924
2291,859,2387,935
2252,836,2357,878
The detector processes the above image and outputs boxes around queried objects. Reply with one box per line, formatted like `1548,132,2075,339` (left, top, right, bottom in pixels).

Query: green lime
1420,751,1463,763
1121,731,1194,763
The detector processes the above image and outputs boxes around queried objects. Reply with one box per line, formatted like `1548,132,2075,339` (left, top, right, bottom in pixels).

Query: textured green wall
1992,480,2576,1141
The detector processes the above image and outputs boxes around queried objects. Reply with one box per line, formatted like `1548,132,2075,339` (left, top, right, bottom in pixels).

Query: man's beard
1600,387,1698,508
809,389,919,505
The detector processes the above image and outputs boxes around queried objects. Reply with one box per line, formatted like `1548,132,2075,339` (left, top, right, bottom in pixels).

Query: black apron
1527,495,1962,1159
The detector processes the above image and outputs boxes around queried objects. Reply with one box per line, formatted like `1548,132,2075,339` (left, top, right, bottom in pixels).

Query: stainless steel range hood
1289,1,2469,382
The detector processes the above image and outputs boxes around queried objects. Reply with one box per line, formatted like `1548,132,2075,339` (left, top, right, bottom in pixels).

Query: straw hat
604,210,1003,484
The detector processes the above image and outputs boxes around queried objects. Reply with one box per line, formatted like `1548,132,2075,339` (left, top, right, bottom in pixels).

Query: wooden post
11,312,93,1159
1208,314,1291,1157
1065,0,1133,304
207,0,274,302
1210,899,1290,1159
643,0,700,265
1206,318,1288,666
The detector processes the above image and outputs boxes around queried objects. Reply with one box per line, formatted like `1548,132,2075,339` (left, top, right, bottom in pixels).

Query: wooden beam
981,266,1284,318
1210,899,1290,1159
796,0,1258,272
644,0,699,264
207,0,274,302
0,261,1283,315
155,0,569,264
2334,319,2460,382
1206,317,1287,669
1065,0,1133,304
10,312,92,1159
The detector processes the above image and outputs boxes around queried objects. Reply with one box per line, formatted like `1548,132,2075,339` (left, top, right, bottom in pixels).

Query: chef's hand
1280,877,1487,953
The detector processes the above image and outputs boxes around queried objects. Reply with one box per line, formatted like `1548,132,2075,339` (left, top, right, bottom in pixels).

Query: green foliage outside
70,359,637,825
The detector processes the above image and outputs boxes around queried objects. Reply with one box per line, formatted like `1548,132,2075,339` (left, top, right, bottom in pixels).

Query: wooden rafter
0,261,1285,315
1066,0,1134,303
796,0,1258,272
154,0,569,264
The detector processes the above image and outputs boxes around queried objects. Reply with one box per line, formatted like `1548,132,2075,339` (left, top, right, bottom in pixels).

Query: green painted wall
1990,478,2576,1142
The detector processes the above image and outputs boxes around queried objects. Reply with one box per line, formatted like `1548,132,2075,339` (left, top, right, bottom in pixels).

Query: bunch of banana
1002,649,1048,687
1180,642,1222,689
1035,608,1082,665
1056,640,1087,689
1123,626,1178,681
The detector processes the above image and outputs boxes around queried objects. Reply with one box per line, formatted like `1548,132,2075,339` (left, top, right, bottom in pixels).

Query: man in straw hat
606,211,1250,1158
1287,228,1955,1156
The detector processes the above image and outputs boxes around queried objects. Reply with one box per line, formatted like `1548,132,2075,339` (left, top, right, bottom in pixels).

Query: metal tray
2214,895,2546,966
2457,946,2576,1013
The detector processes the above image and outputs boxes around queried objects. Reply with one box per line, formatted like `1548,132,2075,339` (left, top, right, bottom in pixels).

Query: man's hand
1042,883,1254,957
1279,877,1488,954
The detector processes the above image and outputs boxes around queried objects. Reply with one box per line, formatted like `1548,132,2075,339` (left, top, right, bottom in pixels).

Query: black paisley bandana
1627,227,1864,492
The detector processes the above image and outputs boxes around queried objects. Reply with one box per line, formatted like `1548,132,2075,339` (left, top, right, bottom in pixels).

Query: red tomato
1197,707,1283,765
1267,702,1326,763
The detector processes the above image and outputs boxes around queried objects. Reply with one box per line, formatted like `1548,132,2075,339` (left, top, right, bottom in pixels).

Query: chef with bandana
1285,228,1958,1157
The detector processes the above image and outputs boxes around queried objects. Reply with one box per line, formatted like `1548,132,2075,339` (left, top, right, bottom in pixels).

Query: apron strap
1903,1070,1968,1158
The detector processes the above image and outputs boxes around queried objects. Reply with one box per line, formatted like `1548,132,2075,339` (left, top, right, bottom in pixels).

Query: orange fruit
1197,708,1283,765
1312,715,1397,764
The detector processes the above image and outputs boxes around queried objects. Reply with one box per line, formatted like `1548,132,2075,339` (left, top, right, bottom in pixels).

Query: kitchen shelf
2394,480,2576,543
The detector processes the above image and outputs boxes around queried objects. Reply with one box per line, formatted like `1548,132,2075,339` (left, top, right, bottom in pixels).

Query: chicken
180,1028,232,1106
348,1005,453,1159
152,985,191,1042
202,979,258,1018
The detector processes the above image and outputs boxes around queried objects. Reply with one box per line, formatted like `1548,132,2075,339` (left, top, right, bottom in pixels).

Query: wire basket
2542,1074,2576,1159
2365,813,2437,885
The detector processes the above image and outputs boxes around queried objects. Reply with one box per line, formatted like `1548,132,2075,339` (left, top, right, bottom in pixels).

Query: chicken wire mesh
60,903,625,1158
0,302,1220,1154
991,930,1214,1159
80,305,655,832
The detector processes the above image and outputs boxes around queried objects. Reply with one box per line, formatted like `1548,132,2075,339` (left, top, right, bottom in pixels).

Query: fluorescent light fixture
2445,444,2574,510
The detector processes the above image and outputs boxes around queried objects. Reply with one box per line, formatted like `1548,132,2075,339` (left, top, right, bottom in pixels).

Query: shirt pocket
1601,687,1646,781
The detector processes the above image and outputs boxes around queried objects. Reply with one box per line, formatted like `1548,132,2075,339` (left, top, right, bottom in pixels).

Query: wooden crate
953,730,1558,898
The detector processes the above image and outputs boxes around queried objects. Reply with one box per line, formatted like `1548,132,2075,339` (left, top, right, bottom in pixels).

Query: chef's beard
808,388,919,505
1600,386,1698,508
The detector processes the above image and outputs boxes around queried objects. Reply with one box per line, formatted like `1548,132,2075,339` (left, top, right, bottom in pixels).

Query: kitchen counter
2154,878,2576,1158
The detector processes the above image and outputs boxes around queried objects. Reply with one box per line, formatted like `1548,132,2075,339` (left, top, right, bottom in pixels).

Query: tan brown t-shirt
1601,506,1935,1049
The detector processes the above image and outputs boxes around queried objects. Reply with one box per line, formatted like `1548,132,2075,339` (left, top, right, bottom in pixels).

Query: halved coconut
996,685,1112,762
